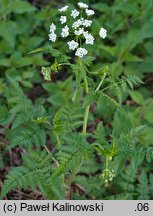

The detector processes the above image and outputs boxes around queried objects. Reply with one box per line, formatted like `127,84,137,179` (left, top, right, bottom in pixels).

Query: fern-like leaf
0,151,64,199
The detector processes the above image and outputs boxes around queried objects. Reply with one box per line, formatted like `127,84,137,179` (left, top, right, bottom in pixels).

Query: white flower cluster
74,28,84,36
99,27,107,39
71,9,80,19
78,2,88,9
86,9,95,16
58,5,68,12
83,31,95,45
61,25,69,38
48,3,107,58
75,48,88,58
60,16,67,24
49,23,56,32
72,18,92,29
49,23,57,42
68,40,79,50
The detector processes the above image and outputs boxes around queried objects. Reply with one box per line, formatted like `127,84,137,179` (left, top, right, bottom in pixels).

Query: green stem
44,145,66,191
54,132,61,147
67,158,84,185
72,87,78,102
82,76,90,135
101,80,122,92
95,73,106,92
83,105,90,135
84,76,89,94
58,63,71,66
44,145,60,167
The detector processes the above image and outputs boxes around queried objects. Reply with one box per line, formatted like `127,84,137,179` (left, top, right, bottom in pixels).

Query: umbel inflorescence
48,2,107,58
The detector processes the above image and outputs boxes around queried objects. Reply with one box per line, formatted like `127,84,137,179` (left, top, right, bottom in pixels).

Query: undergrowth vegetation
0,0,153,200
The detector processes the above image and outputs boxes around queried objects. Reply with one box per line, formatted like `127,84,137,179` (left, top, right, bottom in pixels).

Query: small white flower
61,25,69,38
78,2,88,9
72,18,84,29
99,27,107,39
71,9,80,19
58,5,69,12
86,9,95,16
75,48,88,58
67,40,79,50
74,28,84,36
72,18,92,29
49,32,57,42
49,23,56,32
83,32,95,45
83,19,92,27
60,16,67,24
49,23,57,42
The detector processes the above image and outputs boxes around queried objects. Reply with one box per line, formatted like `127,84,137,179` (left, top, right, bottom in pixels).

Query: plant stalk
95,73,106,92
82,76,90,135
82,105,90,135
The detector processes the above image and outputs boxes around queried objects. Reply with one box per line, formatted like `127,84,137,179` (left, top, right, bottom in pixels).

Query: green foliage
53,104,83,137
0,151,64,199
54,133,93,177
7,124,46,150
